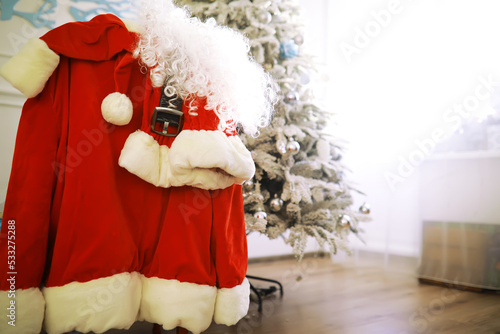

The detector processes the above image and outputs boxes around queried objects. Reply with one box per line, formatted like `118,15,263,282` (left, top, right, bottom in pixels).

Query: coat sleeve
0,51,61,334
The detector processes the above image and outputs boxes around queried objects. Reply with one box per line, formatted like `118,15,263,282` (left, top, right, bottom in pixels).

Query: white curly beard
134,0,277,136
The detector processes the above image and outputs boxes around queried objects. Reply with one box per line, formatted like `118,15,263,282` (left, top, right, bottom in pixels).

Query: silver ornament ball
338,214,351,228
285,90,299,104
254,210,268,220
359,203,371,214
286,140,300,154
270,197,284,212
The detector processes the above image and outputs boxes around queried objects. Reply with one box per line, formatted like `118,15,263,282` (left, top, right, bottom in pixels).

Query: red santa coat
0,14,253,334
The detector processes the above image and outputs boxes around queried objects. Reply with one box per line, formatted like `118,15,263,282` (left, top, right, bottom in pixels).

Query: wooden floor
97,256,500,334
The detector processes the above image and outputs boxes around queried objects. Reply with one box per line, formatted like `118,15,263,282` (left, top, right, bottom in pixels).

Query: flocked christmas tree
177,0,370,260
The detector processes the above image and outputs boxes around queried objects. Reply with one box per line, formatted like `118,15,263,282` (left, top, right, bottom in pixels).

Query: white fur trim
43,272,141,334
0,288,45,334
138,276,217,334
101,92,133,125
119,130,255,189
170,130,255,187
214,278,250,326
119,130,162,184
0,38,60,98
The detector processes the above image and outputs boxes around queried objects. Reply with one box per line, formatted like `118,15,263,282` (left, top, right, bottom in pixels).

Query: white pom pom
101,92,133,125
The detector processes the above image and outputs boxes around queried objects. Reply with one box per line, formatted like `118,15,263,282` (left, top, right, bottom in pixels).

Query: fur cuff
0,287,45,334
214,278,250,326
42,272,141,334
138,276,217,334
0,38,60,98
119,130,255,189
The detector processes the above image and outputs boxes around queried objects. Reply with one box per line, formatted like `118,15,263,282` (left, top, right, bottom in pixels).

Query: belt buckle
150,107,184,137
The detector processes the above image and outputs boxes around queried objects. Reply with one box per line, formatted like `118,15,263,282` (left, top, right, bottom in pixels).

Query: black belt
150,85,184,137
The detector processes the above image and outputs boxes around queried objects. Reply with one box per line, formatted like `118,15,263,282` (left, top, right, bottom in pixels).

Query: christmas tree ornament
254,210,268,220
293,34,304,46
257,10,272,24
264,62,274,71
280,40,299,59
243,179,255,191
338,214,352,228
284,90,299,104
270,195,284,212
286,140,300,154
359,202,371,214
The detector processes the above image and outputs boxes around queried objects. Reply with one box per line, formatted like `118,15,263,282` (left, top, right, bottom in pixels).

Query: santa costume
0,1,275,333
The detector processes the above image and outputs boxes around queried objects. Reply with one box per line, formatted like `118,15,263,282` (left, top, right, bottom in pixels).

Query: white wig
134,0,277,136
